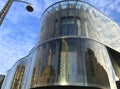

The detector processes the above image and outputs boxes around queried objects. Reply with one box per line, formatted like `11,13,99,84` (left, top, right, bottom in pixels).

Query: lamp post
0,0,34,26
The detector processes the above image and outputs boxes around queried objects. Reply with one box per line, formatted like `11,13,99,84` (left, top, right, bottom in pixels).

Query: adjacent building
0,75,5,89
1,0,120,89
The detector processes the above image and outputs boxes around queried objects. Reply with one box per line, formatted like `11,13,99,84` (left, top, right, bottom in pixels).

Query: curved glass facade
33,38,112,88
2,0,120,89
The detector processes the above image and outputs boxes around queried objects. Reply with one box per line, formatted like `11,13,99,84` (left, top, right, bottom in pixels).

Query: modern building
0,75,5,89
1,0,120,89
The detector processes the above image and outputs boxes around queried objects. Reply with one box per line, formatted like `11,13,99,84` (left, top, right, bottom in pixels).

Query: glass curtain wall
35,0,119,89
39,0,120,53
30,38,114,89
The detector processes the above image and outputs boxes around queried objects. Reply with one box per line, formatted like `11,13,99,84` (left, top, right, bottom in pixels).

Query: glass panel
32,40,62,87
77,18,81,35
61,17,67,36
68,1,76,5
68,8,74,16
19,66,25,89
68,17,74,35
79,7,86,36
106,47,120,80
30,67,36,87
67,16,74,24
11,65,20,89
81,39,111,88
61,24,67,36
61,1,67,9
10,65,25,89
61,9,67,17
68,24,74,35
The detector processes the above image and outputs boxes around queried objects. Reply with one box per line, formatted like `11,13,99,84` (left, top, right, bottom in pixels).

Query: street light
26,5,34,12
0,0,34,26
14,0,34,12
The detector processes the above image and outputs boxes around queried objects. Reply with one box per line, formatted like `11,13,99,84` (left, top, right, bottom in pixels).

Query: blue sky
0,0,120,75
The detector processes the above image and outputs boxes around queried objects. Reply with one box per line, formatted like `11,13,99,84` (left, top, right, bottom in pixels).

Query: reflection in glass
106,47,120,80
85,48,110,87
11,65,20,89
77,18,81,35
39,65,55,86
61,24,67,36
32,38,112,89
30,67,36,87
11,65,25,89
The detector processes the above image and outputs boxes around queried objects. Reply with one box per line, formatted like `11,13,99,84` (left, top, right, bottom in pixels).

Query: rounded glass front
36,1,119,89
31,38,112,89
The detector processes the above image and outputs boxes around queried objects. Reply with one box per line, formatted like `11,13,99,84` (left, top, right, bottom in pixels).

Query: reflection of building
10,65,25,89
85,48,110,86
1,0,120,89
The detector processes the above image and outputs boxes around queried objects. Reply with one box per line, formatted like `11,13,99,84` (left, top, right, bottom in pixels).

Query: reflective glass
68,24,74,35
106,47,120,81
29,38,115,89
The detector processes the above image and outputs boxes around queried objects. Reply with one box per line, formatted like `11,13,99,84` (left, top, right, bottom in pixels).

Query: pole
0,0,33,26
0,0,14,26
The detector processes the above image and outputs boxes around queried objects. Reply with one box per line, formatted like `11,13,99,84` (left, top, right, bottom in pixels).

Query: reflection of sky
0,0,120,75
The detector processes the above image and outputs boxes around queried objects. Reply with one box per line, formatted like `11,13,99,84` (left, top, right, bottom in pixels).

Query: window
61,16,75,36
68,24,74,35
61,17,67,36
61,24,67,36
68,17,74,35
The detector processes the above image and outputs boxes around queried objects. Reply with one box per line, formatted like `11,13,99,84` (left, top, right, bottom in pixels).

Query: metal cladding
1,0,120,89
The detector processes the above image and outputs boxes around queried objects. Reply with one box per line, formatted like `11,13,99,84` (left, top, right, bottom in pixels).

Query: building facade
1,0,120,89
0,75,5,89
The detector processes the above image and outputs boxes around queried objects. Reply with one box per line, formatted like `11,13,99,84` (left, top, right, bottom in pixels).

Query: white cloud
83,0,120,25
0,12,38,74
0,24,35,74
88,0,120,13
